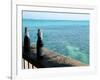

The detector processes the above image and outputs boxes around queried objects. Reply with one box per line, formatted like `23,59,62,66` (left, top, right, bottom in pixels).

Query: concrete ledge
23,46,88,68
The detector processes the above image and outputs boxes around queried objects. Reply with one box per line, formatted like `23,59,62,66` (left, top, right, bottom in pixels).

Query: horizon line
22,18,89,21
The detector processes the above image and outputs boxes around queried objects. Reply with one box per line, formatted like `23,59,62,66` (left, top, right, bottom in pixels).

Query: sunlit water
22,19,89,64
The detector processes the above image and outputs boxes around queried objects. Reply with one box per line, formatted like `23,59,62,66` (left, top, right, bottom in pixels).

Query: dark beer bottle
24,27,30,52
37,29,43,60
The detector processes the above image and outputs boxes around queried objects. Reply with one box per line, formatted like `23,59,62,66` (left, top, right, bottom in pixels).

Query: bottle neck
25,31,29,37
25,28,29,37
37,31,43,40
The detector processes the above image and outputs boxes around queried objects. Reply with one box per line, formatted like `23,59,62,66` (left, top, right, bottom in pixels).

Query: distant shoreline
23,19,89,22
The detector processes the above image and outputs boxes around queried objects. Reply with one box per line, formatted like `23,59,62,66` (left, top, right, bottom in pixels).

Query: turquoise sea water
22,19,89,64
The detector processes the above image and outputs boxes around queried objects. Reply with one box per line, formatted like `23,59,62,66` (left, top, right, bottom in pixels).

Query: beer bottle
24,27,30,52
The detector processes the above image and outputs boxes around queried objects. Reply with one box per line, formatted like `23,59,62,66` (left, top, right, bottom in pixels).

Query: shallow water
22,19,89,64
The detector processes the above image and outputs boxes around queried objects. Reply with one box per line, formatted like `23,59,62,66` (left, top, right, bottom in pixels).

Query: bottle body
36,29,43,60
24,27,30,52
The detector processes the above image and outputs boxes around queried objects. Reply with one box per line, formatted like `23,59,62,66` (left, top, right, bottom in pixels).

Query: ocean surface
22,19,89,64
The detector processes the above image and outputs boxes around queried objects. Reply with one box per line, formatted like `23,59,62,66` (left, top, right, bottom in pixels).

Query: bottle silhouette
36,29,43,60
24,27,30,53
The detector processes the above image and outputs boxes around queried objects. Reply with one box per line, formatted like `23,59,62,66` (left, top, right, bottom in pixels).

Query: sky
22,11,89,21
